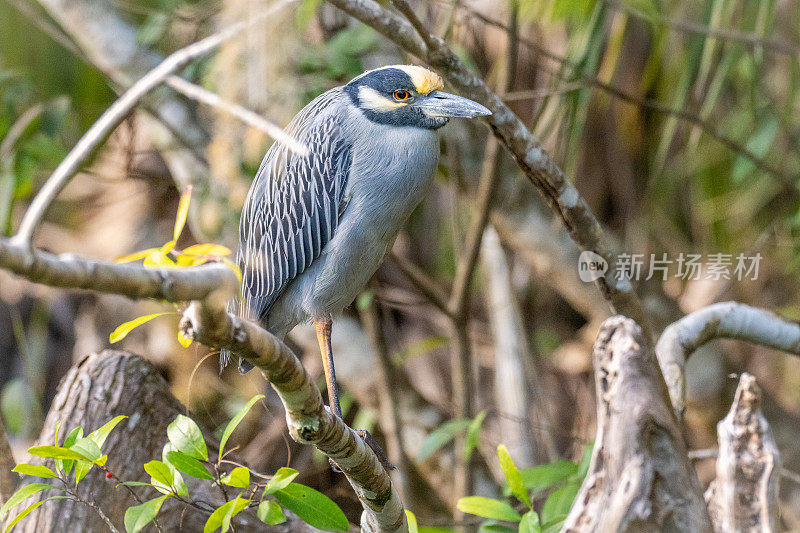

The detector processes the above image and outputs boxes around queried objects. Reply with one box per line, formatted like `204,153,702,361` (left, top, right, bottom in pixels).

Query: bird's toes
356,429,396,471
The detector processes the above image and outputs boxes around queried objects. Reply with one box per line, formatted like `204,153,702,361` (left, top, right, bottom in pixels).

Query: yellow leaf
181,244,232,257
160,240,176,254
177,330,193,348
109,312,175,343
173,186,192,242
222,258,242,284
175,255,207,267
143,251,176,269
114,248,160,264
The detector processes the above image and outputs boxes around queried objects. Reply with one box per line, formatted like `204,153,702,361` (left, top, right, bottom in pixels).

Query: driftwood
7,349,317,532
563,316,713,532
705,373,781,533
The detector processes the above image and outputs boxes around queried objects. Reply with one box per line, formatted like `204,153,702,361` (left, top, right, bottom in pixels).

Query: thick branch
0,239,237,304
180,302,405,532
655,302,800,418
563,316,713,532
324,0,651,338
705,373,780,533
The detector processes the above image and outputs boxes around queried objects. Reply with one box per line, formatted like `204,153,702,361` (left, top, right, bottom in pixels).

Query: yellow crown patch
397,65,444,95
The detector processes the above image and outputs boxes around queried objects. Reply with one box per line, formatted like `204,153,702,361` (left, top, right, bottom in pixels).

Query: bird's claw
356,429,396,472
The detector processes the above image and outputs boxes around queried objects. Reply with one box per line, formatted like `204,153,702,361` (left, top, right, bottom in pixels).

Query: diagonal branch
11,0,302,246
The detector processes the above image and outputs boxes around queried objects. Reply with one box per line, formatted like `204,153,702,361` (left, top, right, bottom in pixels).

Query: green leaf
541,483,579,526
57,427,82,476
203,496,249,533
520,460,579,493
0,483,60,520
220,466,250,488
405,509,419,533
257,500,286,525
167,414,208,460
356,289,373,310
456,496,521,522
463,410,487,460
110,312,174,343
144,460,175,488
519,510,542,533
415,419,470,463
124,495,169,533
5,496,66,533
174,187,192,241
160,443,189,497
274,483,349,532
573,444,593,481
219,395,264,457
118,481,153,487
498,445,529,507
28,446,91,462
87,415,127,448
264,467,299,494
479,526,516,533
12,464,57,478
165,450,213,480
69,436,108,483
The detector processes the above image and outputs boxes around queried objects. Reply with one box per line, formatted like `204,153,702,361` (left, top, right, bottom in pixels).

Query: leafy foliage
2,396,350,532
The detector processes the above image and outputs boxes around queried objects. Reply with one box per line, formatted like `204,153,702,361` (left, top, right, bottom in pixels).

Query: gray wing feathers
236,90,353,326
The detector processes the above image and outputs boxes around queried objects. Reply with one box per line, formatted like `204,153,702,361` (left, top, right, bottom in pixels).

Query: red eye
393,89,411,101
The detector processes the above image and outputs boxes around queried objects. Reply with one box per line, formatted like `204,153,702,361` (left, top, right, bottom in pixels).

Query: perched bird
222,65,490,423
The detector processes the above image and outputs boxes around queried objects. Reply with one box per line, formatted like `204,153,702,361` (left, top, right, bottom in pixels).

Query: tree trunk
8,349,316,532
563,316,713,532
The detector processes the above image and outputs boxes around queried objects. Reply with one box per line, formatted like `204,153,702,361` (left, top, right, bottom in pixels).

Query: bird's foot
356,429,396,472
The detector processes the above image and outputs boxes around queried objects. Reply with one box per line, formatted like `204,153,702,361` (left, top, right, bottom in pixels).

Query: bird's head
344,65,491,129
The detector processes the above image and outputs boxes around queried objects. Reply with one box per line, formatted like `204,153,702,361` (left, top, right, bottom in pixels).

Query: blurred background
1,0,800,528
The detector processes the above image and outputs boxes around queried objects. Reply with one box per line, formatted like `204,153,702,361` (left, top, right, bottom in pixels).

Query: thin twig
11,0,299,245
164,76,307,156
388,252,452,317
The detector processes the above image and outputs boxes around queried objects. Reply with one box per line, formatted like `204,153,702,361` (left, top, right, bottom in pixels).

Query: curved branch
655,301,800,418
324,0,650,338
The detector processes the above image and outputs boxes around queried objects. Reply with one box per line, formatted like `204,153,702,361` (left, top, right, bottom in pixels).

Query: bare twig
655,302,800,418
11,0,299,245
388,252,451,317
164,76,308,156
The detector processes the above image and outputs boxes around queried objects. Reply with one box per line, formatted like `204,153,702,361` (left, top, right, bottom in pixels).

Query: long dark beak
415,90,492,118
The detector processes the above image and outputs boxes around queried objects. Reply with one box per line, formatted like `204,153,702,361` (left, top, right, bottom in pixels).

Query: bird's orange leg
315,315,342,419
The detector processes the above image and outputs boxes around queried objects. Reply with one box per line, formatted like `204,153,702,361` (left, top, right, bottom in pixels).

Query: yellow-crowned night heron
222,65,490,422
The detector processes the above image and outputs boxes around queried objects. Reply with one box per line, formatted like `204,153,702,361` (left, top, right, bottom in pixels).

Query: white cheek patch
358,86,406,112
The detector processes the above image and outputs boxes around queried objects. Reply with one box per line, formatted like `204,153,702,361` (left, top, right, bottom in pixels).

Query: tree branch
655,302,800,418
180,301,405,532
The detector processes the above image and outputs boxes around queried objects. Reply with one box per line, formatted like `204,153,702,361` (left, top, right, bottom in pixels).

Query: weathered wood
563,316,713,532
7,349,316,532
705,373,780,533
